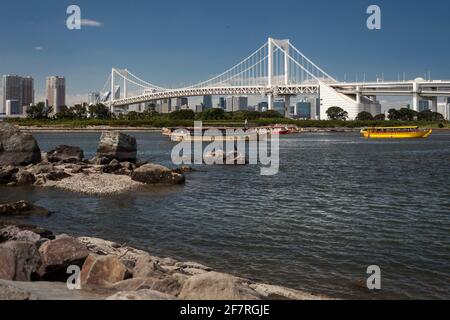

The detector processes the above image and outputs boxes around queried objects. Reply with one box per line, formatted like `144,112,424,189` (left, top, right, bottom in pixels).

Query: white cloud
80,19,103,27
34,46,44,51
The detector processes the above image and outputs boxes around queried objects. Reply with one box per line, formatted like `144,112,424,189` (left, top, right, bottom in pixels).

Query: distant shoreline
17,125,450,133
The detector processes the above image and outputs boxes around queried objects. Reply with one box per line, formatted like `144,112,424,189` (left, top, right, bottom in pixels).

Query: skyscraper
2,75,34,115
203,95,213,109
21,77,34,109
226,96,248,112
46,76,66,113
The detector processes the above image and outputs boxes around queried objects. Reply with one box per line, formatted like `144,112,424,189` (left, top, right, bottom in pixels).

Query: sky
1,0,450,107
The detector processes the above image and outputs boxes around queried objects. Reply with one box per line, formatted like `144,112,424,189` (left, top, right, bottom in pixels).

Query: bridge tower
267,38,292,116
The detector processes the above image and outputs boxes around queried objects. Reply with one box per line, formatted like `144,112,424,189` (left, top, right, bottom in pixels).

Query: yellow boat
360,126,432,139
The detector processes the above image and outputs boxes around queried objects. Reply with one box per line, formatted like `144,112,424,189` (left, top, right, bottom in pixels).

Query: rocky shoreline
0,123,187,195
0,223,328,300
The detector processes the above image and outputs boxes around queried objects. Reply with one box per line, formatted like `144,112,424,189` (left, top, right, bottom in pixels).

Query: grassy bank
5,117,450,129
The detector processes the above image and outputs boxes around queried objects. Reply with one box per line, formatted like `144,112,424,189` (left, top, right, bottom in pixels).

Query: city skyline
1,0,450,108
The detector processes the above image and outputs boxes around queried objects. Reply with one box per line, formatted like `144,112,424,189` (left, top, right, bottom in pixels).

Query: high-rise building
273,100,285,115
5,100,21,115
160,98,172,113
46,76,66,113
174,97,188,109
218,97,226,109
2,75,34,115
226,96,248,112
203,95,213,109
21,77,34,109
88,92,100,105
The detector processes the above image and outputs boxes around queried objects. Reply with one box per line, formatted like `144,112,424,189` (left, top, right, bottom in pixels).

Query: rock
133,255,167,278
38,236,89,280
175,261,212,272
70,164,85,174
106,289,176,300
112,275,185,296
102,159,130,175
0,166,18,184
131,163,185,185
45,170,71,181
96,132,137,163
80,254,127,287
89,156,111,165
14,170,36,186
249,283,329,300
0,281,37,300
28,163,54,175
34,175,47,186
47,145,84,163
0,279,115,300
178,272,262,300
0,241,41,281
77,237,149,267
121,161,136,171
172,166,196,174
0,226,41,244
0,123,41,166
0,201,50,217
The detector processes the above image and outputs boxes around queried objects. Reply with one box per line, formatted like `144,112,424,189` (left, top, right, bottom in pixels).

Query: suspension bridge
100,38,450,119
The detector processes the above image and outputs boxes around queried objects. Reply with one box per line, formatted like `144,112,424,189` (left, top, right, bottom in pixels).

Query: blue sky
1,0,450,106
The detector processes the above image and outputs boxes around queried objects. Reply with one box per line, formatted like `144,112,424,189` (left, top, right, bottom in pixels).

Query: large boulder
113,275,186,297
106,289,176,300
131,164,185,185
178,272,262,300
0,226,41,244
0,241,41,281
47,145,84,163
80,254,127,287
0,123,41,166
38,236,89,280
0,201,50,217
95,132,137,163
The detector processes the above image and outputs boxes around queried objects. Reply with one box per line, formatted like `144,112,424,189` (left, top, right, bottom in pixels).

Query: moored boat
360,126,432,139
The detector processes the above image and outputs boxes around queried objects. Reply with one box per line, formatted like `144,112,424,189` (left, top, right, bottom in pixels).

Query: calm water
1,131,449,299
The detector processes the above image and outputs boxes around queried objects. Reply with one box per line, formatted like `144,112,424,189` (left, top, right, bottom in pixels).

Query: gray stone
14,170,36,186
0,200,50,217
45,170,71,181
0,279,114,300
0,226,41,244
0,241,41,281
0,123,41,166
178,272,262,300
39,236,89,280
131,163,185,185
106,289,177,300
96,132,137,162
47,145,84,163
133,255,167,279
112,275,185,296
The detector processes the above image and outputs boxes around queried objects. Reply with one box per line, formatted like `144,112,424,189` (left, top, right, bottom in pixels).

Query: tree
202,108,226,120
169,109,195,120
88,103,111,119
388,108,417,121
417,110,444,121
72,104,88,119
26,102,53,119
374,114,386,121
260,110,283,119
55,106,76,119
126,111,141,121
326,107,348,120
356,111,374,121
